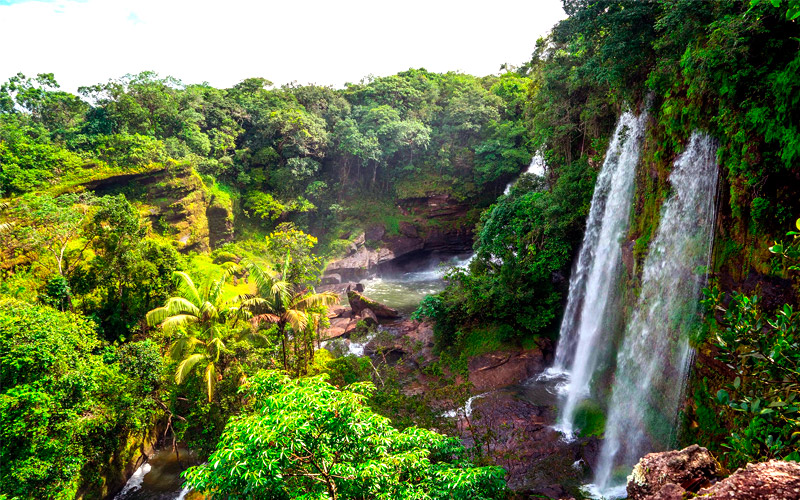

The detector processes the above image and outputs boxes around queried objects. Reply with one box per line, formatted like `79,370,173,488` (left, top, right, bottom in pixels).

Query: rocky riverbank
318,289,600,498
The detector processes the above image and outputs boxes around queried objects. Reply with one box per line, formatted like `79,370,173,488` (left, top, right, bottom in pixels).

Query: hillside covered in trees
1,0,799,499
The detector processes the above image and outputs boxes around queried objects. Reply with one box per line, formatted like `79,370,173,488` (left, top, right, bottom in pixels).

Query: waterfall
546,111,647,438
593,132,719,494
504,152,545,195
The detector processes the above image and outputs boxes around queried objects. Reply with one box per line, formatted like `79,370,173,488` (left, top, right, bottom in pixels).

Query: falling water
593,132,719,495
547,111,647,438
504,153,545,195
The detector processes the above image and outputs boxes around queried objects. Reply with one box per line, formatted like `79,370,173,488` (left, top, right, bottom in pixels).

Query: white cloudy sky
0,0,566,92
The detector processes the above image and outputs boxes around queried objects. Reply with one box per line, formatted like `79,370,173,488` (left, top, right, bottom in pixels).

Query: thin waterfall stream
542,110,647,438
590,132,719,497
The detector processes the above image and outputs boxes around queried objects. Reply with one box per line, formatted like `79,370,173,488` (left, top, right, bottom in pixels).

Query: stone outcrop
321,291,398,340
347,289,400,319
627,445,724,500
206,196,234,250
323,193,475,281
468,340,552,391
695,460,800,499
84,161,219,252
627,447,800,500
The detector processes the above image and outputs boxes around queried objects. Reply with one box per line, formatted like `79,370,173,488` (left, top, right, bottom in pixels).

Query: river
113,447,196,500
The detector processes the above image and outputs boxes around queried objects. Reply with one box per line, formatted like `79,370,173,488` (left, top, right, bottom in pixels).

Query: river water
357,253,473,315
113,447,196,500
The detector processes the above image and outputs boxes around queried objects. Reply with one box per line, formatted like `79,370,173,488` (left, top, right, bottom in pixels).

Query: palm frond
207,274,228,306
164,296,201,317
242,258,277,296
251,313,281,326
169,335,203,360
285,308,309,333
291,291,340,312
175,353,206,385
146,306,170,327
271,280,291,307
172,271,202,306
204,362,217,402
208,336,225,361
161,314,199,335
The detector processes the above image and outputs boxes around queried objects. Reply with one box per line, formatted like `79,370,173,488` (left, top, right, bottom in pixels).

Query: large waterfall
548,110,647,438
593,132,719,495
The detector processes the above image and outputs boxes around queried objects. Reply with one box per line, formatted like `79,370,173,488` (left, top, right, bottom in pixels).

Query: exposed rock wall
83,161,234,253
324,193,475,280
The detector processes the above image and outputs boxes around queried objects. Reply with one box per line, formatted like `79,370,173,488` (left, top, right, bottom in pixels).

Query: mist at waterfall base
542,110,647,439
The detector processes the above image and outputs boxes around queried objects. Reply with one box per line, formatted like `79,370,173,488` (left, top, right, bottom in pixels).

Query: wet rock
365,224,386,242
347,290,400,319
650,483,685,500
326,305,350,319
468,340,551,391
356,308,378,327
399,221,418,237
324,246,396,281
321,273,342,285
621,239,636,277
206,203,234,250
694,460,800,500
324,317,354,340
626,444,723,500
464,390,596,493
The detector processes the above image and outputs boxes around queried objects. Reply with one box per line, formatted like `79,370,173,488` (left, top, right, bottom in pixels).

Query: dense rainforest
1,0,800,499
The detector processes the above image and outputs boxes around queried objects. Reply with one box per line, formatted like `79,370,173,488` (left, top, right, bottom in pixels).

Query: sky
0,0,566,93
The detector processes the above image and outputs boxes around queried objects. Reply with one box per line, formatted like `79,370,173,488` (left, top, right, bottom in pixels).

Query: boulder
468,340,552,391
365,224,385,242
694,460,800,500
347,290,400,319
324,317,353,340
321,273,342,285
356,308,378,327
626,445,724,500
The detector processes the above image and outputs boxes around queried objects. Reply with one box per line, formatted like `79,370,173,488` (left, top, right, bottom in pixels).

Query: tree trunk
280,324,288,371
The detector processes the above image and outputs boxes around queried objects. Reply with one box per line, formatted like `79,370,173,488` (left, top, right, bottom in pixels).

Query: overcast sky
0,0,566,93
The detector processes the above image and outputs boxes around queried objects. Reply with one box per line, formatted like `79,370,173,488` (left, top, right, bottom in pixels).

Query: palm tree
146,270,237,402
238,258,338,373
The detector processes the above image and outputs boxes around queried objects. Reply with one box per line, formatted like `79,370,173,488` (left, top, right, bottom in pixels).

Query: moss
573,400,606,438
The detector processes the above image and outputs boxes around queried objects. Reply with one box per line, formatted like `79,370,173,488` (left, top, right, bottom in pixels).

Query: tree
11,192,94,276
146,270,237,402
239,258,337,374
183,371,507,500
0,298,159,498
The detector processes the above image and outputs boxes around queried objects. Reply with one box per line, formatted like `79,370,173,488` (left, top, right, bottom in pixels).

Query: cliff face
84,161,235,252
323,193,475,281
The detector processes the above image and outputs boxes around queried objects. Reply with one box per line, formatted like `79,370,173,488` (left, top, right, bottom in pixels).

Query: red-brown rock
695,460,800,499
347,290,400,319
468,341,551,391
626,445,723,500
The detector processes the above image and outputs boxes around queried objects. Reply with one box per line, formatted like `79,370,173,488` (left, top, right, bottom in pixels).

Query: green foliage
417,158,594,347
183,371,507,499
701,221,800,467
263,222,324,285
0,298,158,498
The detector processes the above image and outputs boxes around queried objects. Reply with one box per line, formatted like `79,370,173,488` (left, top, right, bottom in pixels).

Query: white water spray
504,153,545,195
549,111,647,438
593,132,719,494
